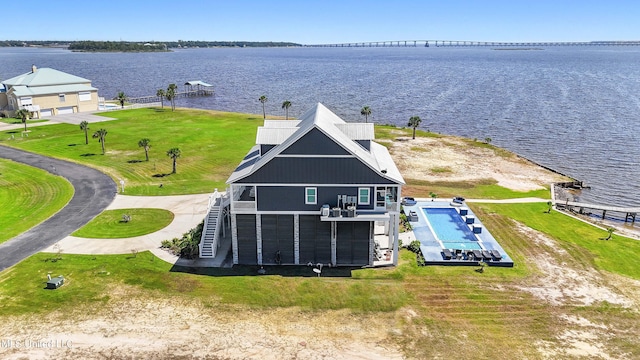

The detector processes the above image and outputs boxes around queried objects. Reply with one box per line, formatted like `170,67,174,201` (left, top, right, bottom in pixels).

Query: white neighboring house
0,65,99,118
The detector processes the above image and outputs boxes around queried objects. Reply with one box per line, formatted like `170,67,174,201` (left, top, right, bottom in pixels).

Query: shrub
407,240,422,254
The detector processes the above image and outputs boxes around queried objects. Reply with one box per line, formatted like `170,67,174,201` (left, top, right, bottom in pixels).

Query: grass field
1,108,639,357
0,158,74,244
0,108,264,195
71,208,174,238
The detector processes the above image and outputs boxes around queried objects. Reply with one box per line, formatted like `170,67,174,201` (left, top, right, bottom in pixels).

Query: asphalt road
0,145,117,271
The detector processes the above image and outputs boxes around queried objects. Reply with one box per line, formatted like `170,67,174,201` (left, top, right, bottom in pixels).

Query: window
358,188,370,205
20,97,32,106
78,91,91,101
305,187,317,205
59,94,66,102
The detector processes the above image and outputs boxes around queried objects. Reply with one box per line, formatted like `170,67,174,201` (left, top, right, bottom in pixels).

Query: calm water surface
1,47,638,207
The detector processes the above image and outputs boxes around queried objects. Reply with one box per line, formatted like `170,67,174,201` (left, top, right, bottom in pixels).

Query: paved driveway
0,145,117,271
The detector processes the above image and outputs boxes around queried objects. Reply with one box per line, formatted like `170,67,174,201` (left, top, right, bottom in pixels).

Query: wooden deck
554,199,639,223
129,89,214,104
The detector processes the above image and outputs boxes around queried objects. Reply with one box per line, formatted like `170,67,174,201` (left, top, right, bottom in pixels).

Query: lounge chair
472,249,483,260
442,248,453,260
481,250,492,260
490,249,502,261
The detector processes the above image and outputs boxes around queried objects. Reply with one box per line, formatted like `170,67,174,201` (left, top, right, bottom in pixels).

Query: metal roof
263,120,301,127
2,67,91,87
10,84,97,97
227,103,404,185
184,80,213,87
335,123,374,140
256,127,299,144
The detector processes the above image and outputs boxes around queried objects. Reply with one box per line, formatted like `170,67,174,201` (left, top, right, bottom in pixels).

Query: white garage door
57,107,74,115
41,108,53,117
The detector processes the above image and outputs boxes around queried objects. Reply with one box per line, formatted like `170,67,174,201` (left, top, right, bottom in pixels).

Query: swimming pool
422,207,482,250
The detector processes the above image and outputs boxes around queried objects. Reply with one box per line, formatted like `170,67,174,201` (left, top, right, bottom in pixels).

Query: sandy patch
385,134,566,191
510,222,632,307
0,295,403,360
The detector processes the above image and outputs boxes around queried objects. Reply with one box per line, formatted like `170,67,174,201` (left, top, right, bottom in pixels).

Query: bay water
1,46,638,207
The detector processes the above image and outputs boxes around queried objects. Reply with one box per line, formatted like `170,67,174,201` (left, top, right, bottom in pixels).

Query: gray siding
257,186,374,211
260,144,275,155
261,215,295,264
336,222,371,265
237,157,396,184
236,214,257,264
299,215,331,264
281,128,350,155
355,140,371,151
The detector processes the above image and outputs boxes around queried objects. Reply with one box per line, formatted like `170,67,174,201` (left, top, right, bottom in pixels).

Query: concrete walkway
42,193,211,264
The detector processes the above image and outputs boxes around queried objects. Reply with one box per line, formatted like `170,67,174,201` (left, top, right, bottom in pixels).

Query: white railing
200,189,227,258
232,201,256,212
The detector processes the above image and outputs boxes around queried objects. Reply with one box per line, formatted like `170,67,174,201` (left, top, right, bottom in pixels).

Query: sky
4,0,640,44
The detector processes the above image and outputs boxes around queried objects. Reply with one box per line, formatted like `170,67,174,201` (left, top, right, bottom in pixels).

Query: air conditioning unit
321,204,330,217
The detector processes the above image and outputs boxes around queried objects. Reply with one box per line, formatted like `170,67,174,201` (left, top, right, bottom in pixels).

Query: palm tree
281,100,292,120
92,128,108,155
165,87,175,111
258,95,268,119
116,91,127,108
360,106,371,123
167,84,178,111
138,138,151,161
408,116,422,139
15,108,31,132
79,120,89,144
166,147,181,174
156,89,165,108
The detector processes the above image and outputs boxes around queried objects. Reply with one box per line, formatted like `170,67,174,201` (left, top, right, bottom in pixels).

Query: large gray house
202,103,404,267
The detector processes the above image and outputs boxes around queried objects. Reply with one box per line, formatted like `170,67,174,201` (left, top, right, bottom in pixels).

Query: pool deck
404,200,514,267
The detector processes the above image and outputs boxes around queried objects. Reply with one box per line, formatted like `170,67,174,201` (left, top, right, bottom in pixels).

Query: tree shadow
68,144,77,147
152,173,171,178
80,153,96,157
127,159,143,163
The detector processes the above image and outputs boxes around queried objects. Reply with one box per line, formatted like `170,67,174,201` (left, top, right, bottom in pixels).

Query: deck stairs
200,190,229,258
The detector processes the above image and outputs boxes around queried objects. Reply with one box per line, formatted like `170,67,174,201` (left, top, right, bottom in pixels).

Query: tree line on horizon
0,40,302,49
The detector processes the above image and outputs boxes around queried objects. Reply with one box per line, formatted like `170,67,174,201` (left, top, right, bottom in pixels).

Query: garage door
236,214,257,265
261,215,294,264
299,215,331,265
336,222,371,266
57,107,74,115
40,109,53,117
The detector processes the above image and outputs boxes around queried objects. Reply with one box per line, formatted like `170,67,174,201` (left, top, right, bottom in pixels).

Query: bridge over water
307,40,640,48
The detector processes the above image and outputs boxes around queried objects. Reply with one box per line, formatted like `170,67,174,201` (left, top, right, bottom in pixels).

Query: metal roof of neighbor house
2,67,91,87
227,103,404,185
10,84,97,97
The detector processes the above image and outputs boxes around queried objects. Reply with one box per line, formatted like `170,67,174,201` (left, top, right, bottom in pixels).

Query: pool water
422,207,482,250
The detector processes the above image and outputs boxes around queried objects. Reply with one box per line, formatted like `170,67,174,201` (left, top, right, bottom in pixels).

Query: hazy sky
5,0,639,44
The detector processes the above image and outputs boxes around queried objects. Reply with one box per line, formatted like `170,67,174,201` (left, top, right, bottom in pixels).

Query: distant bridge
307,40,640,48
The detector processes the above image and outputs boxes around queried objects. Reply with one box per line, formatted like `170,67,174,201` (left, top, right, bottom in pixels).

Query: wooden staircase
199,190,229,258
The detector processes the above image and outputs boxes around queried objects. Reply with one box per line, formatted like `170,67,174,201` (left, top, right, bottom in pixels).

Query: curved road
0,145,116,271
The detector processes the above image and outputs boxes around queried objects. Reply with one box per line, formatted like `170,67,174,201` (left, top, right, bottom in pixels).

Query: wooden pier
307,40,640,48
554,199,639,224
129,80,214,104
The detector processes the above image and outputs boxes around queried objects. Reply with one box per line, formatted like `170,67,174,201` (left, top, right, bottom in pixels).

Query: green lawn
0,158,74,244
72,208,174,238
0,108,264,195
475,202,640,280
404,178,551,200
